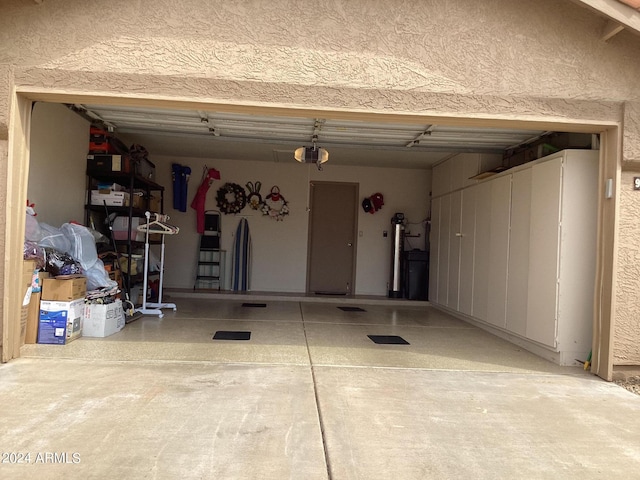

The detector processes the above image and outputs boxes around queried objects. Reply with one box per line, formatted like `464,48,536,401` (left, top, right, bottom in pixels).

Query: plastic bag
85,258,118,291
25,213,43,242
61,223,98,271
38,223,72,254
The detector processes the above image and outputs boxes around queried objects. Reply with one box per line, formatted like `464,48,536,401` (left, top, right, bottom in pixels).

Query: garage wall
27,103,89,226
26,103,430,295
154,155,430,294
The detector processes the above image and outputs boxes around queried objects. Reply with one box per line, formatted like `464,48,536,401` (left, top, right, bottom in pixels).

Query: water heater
389,213,405,298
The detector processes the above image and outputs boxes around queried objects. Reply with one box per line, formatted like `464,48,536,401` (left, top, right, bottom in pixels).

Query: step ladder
194,210,224,290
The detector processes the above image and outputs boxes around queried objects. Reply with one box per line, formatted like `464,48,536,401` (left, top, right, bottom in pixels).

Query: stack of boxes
88,126,128,155
38,277,86,345
31,274,126,344
90,184,145,210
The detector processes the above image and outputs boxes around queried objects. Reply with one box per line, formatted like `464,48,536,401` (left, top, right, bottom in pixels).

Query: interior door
307,182,358,294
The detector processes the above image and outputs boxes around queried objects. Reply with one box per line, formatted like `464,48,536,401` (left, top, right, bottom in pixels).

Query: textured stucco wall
615,170,640,363
1,0,637,121
624,102,640,163
2,0,640,363
616,101,640,364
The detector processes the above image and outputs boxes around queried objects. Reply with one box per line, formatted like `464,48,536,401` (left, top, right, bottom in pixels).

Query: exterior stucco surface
624,101,640,162
1,0,640,365
616,171,640,363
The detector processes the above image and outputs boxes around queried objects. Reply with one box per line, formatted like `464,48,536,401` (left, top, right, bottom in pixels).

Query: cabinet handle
455,233,463,237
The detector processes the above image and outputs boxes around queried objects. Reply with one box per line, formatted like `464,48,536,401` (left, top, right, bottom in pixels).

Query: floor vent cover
367,335,409,345
338,306,366,312
213,331,252,341
242,303,267,308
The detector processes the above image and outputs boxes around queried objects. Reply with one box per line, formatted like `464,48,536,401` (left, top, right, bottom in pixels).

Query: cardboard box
83,300,125,338
130,192,145,210
38,299,84,345
87,154,131,175
149,194,162,213
91,190,130,207
25,272,50,344
20,260,38,347
42,277,87,301
118,255,144,275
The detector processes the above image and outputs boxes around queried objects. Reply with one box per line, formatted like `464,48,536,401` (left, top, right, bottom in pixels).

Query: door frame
4,89,620,379
306,181,359,295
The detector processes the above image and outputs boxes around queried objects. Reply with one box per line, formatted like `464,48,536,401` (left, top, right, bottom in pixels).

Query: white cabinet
526,158,563,346
433,153,502,196
505,169,532,336
437,194,451,305
432,160,452,198
447,191,462,309
472,181,491,322
428,197,441,303
430,149,599,365
555,153,599,359
471,176,511,327
486,175,511,329
458,186,476,316
523,151,599,359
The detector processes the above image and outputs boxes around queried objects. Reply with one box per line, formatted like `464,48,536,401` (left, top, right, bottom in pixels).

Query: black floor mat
367,335,410,345
242,303,267,308
338,306,366,312
213,331,252,341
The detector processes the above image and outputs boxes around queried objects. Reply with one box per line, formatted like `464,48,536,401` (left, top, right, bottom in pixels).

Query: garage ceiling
73,103,548,169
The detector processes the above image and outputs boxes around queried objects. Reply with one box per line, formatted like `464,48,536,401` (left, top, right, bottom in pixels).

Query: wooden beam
569,0,640,37
602,19,626,41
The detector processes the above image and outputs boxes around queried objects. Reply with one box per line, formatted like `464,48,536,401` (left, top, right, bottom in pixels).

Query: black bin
403,250,429,300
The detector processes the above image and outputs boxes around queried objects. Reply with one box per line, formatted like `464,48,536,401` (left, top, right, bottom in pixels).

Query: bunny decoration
246,181,264,210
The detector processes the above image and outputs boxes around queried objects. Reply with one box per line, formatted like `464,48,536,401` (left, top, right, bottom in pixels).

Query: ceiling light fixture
294,134,329,170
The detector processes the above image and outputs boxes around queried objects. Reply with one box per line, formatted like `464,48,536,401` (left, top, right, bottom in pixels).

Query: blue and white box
38,299,84,344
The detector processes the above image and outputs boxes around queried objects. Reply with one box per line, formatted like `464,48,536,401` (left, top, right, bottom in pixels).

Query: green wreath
216,183,247,214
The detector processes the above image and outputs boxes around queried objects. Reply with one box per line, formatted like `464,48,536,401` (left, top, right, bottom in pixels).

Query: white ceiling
74,104,548,169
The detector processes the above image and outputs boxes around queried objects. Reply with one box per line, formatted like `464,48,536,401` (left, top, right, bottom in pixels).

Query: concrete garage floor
2,298,640,479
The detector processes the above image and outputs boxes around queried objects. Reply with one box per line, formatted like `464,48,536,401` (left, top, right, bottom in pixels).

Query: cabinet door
447,191,462,309
506,169,532,336
432,160,452,197
428,197,441,303
458,186,476,316
461,155,480,189
485,175,511,329
437,194,451,305
526,158,562,347
556,152,598,353
472,181,491,322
